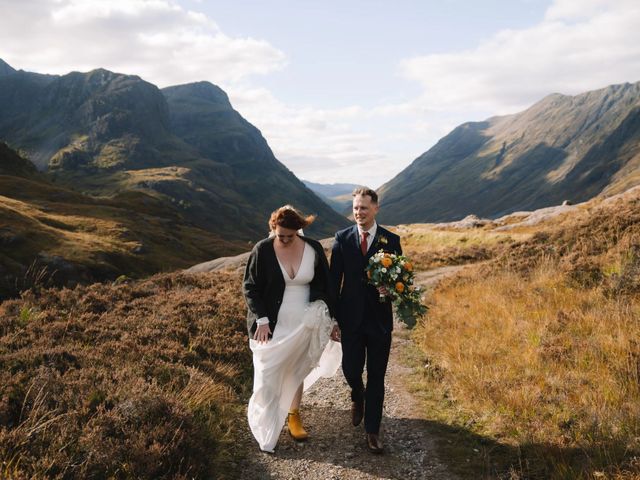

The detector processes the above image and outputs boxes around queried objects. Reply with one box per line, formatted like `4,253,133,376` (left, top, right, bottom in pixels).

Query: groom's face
352,194,379,230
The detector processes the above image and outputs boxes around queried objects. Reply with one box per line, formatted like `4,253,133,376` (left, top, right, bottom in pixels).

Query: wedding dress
247,243,342,452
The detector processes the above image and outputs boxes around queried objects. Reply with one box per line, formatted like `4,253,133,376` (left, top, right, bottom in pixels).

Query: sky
1,0,640,188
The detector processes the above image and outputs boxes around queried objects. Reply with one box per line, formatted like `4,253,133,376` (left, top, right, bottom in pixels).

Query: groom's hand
253,324,272,343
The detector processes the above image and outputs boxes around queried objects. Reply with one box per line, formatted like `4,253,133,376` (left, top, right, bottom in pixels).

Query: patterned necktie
360,231,369,256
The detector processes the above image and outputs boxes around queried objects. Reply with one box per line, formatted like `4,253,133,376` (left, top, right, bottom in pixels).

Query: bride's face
274,226,297,246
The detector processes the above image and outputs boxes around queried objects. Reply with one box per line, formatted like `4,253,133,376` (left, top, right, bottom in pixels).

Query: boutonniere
378,235,388,245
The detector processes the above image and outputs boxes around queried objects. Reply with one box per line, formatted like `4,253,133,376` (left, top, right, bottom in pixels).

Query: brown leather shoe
351,401,364,426
366,433,384,454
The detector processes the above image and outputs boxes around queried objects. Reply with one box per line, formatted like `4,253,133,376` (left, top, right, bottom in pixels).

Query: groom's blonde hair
352,187,378,204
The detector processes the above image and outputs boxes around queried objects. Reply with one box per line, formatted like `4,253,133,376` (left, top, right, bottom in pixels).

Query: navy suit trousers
341,306,392,434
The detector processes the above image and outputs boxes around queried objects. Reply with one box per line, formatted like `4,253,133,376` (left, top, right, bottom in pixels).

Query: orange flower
381,257,393,268
404,262,412,271
395,282,405,293
367,270,372,279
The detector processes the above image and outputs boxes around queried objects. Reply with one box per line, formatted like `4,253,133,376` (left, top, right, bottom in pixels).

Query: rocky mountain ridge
378,81,640,224
0,60,348,241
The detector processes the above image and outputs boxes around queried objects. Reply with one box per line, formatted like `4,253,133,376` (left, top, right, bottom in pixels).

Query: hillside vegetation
0,143,244,299
414,189,640,478
3,160,640,478
0,271,250,479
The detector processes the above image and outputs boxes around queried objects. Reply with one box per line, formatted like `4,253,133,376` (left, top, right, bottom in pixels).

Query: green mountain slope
0,141,40,178
0,144,244,298
378,82,640,224
0,60,348,243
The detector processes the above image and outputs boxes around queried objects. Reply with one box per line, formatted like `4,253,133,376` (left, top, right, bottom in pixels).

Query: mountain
303,180,358,213
0,58,15,76
162,82,348,237
303,181,359,198
0,141,39,178
0,60,348,242
378,81,640,224
0,143,244,298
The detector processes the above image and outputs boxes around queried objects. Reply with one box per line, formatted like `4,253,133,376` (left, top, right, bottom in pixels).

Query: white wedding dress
247,243,342,452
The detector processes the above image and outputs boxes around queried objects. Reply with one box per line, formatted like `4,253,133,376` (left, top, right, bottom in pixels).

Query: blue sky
1,0,639,187
193,0,549,107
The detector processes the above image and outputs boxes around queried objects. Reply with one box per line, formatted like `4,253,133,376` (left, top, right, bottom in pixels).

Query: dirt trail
237,266,464,480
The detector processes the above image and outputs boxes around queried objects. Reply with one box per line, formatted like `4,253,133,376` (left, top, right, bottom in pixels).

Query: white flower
381,268,387,273
391,274,397,280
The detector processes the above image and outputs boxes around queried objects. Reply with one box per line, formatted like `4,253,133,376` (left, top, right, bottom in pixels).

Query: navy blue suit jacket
329,225,402,334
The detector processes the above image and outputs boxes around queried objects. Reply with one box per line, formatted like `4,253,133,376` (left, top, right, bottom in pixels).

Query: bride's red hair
269,205,315,232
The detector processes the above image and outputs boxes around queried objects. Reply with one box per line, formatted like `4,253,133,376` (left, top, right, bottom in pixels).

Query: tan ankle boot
287,409,308,441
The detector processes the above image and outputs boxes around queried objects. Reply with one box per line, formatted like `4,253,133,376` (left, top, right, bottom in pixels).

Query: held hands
253,323,272,343
330,324,341,342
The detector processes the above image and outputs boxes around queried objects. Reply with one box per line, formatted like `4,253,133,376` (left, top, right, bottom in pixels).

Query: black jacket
243,236,336,336
329,224,402,334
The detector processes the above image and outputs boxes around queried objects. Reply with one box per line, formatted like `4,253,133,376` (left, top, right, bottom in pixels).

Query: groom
330,187,402,454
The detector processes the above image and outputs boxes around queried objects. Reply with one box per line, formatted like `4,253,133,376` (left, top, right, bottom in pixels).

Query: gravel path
237,267,463,480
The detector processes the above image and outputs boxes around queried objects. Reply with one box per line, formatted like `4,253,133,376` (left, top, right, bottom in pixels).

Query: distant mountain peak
162,81,231,106
0,58,16,76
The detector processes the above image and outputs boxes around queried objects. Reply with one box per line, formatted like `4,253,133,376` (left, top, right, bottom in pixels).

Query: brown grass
395,224,525,270
413,192,640,478
0,270,250,479
0,175,245,299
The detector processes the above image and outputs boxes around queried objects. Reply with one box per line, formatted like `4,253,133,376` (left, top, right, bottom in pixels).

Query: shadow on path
240,404,631,479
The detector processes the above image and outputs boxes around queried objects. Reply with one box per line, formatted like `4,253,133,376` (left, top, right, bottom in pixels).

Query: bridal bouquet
365,250,427,327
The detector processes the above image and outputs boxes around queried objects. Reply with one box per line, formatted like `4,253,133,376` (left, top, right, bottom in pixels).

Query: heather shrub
0,270,250,479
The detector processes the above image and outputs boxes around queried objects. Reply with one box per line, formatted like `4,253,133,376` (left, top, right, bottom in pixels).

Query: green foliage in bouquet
365,250,427,328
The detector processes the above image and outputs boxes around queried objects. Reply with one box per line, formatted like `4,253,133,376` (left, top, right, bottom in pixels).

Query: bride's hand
253,324,272,343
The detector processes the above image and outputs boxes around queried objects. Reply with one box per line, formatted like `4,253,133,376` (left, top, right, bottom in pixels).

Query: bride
243,205,342,453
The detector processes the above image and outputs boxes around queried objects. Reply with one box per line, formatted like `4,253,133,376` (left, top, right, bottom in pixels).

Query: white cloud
0,0,403,185
400,0,640,115
227,85,396,186
0,0,286,86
